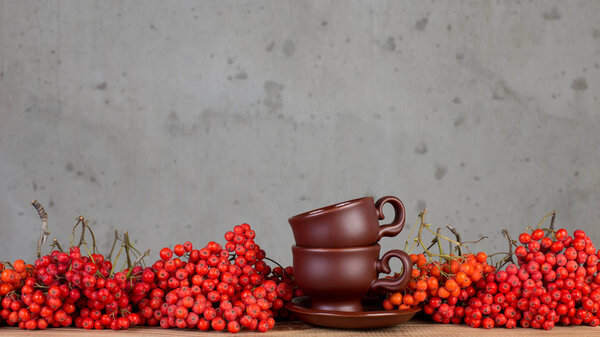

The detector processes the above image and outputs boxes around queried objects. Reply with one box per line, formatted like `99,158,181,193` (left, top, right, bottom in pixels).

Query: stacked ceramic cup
288,196,413,312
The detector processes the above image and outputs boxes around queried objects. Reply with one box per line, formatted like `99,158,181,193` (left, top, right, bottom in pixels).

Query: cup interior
289,196,372,222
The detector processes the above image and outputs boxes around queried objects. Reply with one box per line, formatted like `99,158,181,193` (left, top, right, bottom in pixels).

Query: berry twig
82,219,98,254
426,236,439,251
51,238,64,252
31,199,50,259
493,229,516,270
263,257,294,280
435,228,445,260
404,216,421,251
459,237,488,245
549,210,557,231
76,216,86,247
423,225,461,247
416,211,458,260
124,231,133,269
0,260,13,269
126,249,150,278
536,210,556,229
107,230,120,261
109,246,124,277
446,225,462,256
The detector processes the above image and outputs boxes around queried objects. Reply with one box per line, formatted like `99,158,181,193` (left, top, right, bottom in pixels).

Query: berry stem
31,199,50,259
107,230,120,261
446,225,463,256
549,210,557,231
126,242,144,257
436,228,445,261
126,249,150,278
51,238,63,252
424,225,461,247
82,218,98,254
426,236,438,251
110,246,124,277
124,231,132,269
403,216,421,251
408,237,418,254
416,211,448,259
81,242,104,278
536,211,556,229
459,236,488,245
416,211,467,262
0,261,13,269
263,257,293,280
494,229,516,270
76,216,86,247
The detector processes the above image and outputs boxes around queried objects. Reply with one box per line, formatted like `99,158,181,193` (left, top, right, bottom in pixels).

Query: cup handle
370,249,412,293
375,196,406,240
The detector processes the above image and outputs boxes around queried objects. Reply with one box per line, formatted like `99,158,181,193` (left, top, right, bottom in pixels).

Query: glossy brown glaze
286,296,421,329
292,245,412,312
288,196,406,248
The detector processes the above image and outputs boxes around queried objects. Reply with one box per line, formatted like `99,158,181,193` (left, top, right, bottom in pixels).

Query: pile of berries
465,227,600,330
514,228,599,328
1,247,145,330
464,264,524,329
1,257,77,330
384,251,495,325
147,223,297,333
1,222,295,333
385,226,600,331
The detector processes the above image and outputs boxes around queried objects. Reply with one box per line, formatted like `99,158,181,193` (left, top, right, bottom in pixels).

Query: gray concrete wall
1,1,599,267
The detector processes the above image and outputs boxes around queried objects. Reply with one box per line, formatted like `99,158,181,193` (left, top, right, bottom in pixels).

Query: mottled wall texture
1,1,599,266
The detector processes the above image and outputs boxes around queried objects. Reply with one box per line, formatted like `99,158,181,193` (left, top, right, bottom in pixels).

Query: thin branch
124,231,132,269
502,229,514,259
107,230,120,261
416,209,459,260
127,249,150,278
408,238,418,254
82,219,97,253
31,200,50,259
549,210,557,231
536,211,556,229
495,229,516,270
446,225,463,256
1,261,14,269
460,236,488,245
132,249,150,268
426,236,438,251
424,225,461,246
110,246,124,277
403,216,421,251
436,228,444,260
264,257,294,280
51,238,63,252
75,216,85,246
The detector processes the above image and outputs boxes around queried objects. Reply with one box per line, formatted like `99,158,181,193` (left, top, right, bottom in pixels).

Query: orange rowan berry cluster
384,252,496,324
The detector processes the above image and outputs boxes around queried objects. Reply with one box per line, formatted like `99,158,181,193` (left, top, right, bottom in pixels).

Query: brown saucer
285,297,421,329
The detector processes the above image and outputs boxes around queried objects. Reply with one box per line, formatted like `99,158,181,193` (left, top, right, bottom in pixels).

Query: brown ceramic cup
292,244,412,312
289,196,406,248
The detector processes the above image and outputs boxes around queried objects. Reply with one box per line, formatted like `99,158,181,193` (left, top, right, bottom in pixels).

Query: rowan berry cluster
384,251,495,325
0,246,145,330
146,223,296,333
463,227,600,330
384,219,600,331
0,220,295,333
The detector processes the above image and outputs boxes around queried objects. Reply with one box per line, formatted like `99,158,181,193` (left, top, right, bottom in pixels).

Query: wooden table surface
0,320,599,337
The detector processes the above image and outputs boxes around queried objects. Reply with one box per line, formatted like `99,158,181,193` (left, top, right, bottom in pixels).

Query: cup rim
292,244,380,253
288,196,374,222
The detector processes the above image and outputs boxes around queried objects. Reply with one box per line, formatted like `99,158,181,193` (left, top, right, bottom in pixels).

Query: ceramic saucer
285,296,421,329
